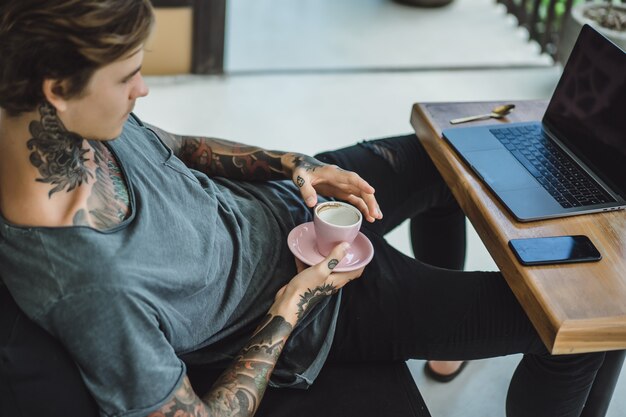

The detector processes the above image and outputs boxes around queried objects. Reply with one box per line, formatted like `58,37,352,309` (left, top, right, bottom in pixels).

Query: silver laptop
442,24,626,222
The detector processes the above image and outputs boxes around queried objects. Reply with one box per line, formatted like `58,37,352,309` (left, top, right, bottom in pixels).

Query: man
0,1,605,417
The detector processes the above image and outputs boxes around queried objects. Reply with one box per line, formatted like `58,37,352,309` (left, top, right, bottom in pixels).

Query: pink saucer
287,222,374,272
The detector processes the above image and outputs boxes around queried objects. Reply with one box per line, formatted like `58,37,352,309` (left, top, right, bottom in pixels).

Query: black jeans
316,134,605,417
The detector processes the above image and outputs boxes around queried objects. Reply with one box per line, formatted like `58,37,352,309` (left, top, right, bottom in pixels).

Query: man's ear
42,79,69,112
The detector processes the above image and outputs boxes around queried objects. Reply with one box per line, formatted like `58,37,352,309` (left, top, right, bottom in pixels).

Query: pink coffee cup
313,201,362,257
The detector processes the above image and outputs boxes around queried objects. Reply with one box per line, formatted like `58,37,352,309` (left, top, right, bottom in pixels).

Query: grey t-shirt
0,114,340,417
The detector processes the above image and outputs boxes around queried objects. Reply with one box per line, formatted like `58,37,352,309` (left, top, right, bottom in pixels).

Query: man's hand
149,243,363,417
273,243,364,326
286,154,382,223
145,124,382,222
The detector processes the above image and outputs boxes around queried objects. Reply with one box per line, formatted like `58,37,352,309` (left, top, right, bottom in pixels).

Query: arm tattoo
296,283,337,320
146,124,287,181
204,315,291,415
27,102,92,197
179,138,285,181
150,315,293,417
150,378,208,417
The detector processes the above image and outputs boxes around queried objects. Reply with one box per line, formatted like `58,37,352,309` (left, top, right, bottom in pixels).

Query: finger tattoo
328,259,339,270
296,175,305,187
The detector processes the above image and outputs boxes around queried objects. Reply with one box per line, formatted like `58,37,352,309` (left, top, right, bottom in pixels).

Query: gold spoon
449,104,516,124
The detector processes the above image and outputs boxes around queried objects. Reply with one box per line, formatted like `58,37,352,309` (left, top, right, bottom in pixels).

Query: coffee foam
317,204,360,226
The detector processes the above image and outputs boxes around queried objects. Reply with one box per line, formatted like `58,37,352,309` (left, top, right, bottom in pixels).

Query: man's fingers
340,170,375,194
339,178,381,221
362,192,382,221
343,194,374,222
317,242,350,274
294,173,318,207
313,171,382,222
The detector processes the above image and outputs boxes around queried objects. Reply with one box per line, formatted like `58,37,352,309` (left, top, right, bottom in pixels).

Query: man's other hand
287,153,382,223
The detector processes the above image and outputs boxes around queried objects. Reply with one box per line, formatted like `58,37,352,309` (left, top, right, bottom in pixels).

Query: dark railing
150,0,625,73
497,0,625,59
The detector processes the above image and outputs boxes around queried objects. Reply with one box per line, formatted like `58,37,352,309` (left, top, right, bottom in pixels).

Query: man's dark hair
0,0,155,116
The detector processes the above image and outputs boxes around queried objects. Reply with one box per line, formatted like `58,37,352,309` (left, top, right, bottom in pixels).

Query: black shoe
392,0,454,7
424,361,468,383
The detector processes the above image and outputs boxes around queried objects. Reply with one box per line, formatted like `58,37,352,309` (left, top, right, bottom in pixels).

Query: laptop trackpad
465,149,539,191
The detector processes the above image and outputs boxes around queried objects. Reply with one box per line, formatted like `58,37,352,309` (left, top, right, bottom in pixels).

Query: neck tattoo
27,102,92,197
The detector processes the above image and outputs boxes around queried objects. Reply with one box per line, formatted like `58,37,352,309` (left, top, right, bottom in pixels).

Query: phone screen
508,235,602,266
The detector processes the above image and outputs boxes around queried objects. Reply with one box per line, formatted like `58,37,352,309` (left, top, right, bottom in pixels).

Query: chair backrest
0,285,99,416
1,283,431,417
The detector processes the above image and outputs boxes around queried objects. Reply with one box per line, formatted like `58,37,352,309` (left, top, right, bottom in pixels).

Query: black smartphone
508,235,602,266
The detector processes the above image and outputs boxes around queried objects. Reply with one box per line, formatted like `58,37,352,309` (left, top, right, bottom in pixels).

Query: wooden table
410,100,625,416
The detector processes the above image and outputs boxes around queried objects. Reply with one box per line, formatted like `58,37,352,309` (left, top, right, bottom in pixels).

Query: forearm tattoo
150,378,207,417
146,124,330,184
296,283,337,321
27,102,92,197
178,138,285,181
151,315,293,417
148,123,286,180
291,155,324,173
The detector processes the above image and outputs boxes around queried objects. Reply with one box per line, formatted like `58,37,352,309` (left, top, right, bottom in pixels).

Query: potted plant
558,1,626,64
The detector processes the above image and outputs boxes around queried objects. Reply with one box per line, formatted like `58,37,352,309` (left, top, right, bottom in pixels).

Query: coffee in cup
313,201,362,257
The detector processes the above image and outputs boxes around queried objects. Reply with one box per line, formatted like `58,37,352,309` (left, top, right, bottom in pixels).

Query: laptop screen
543,24,626,198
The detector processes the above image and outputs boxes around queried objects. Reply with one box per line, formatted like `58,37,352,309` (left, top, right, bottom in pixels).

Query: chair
0,285,430,417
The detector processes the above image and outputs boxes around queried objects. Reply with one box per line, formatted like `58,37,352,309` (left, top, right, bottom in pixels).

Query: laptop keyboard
490,125,615,208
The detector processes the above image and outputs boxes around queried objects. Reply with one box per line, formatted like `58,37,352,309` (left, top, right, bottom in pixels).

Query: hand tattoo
296,175,305,187
328,259,339,270
291,155,324,173
27,102,92,197
296,283,337,320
